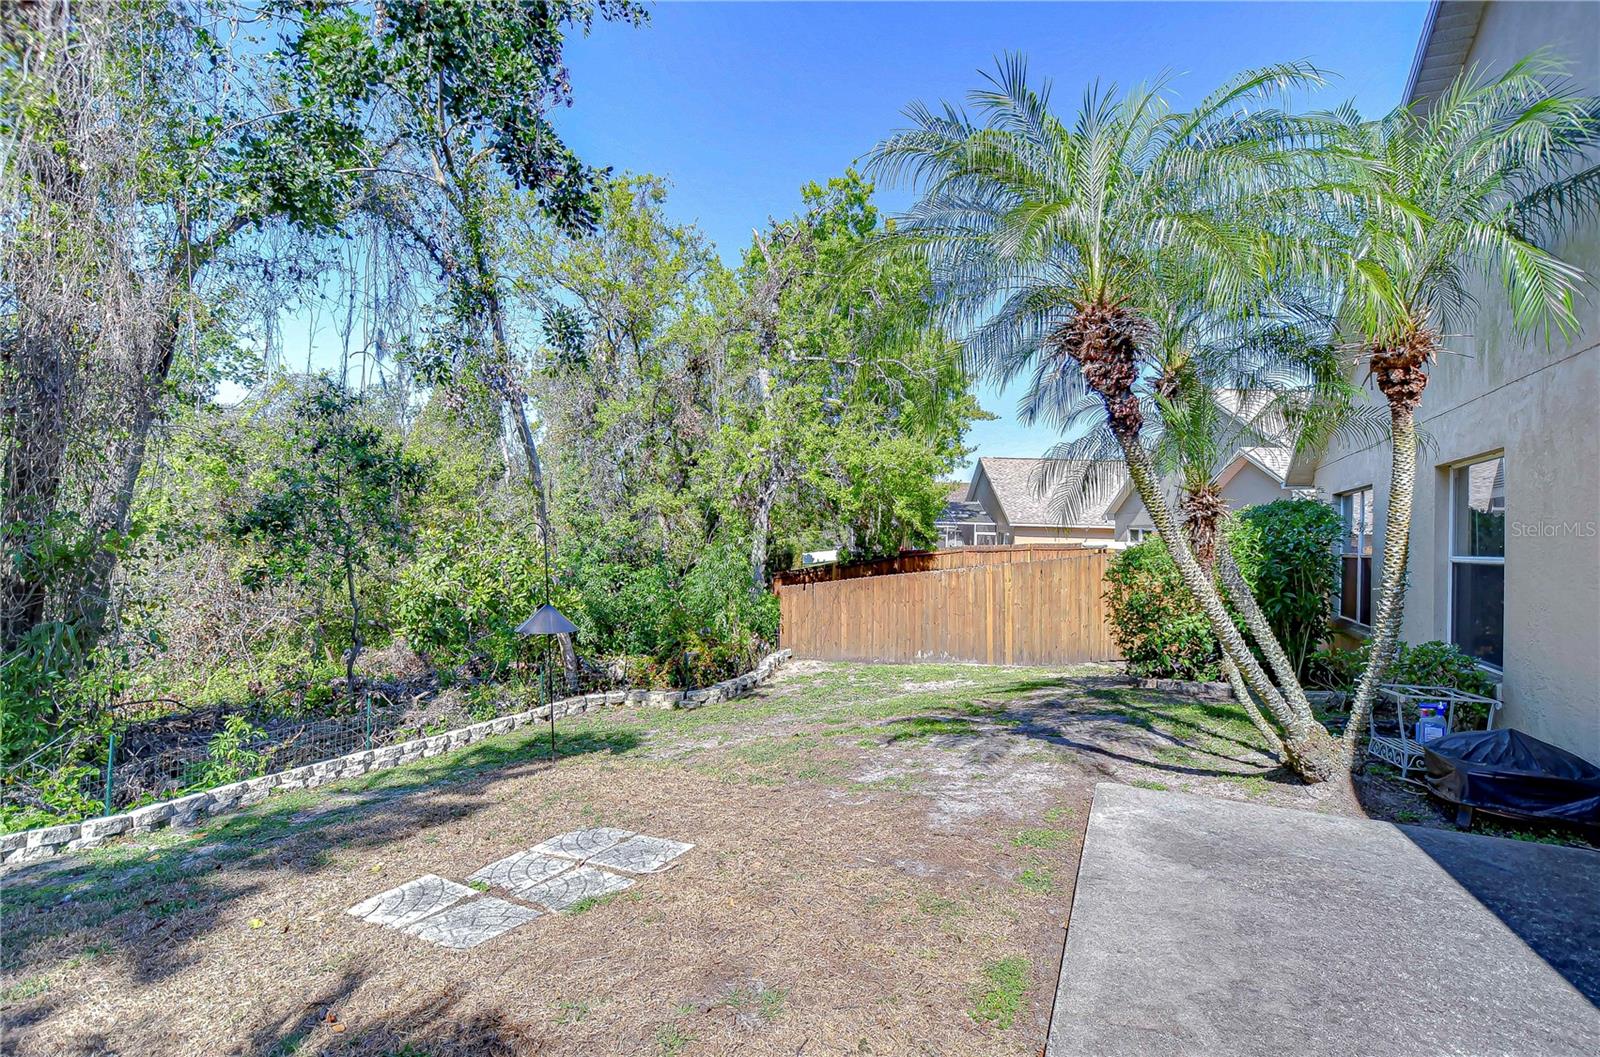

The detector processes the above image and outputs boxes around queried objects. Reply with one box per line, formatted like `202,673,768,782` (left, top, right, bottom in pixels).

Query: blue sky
277,2,1430,467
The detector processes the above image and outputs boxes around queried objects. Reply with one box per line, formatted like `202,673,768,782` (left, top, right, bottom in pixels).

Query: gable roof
970,457,1127,528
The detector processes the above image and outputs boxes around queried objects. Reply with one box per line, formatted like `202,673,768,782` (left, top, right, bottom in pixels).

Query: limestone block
80,814,131,841
26,823,78,848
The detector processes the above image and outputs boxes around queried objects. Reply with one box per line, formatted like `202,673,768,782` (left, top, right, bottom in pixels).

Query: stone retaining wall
0,650,793,870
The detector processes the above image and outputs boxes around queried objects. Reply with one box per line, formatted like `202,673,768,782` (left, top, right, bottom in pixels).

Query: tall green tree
2,0,639,709
228,379,427,707
1325,57,1598,761
723,172,978,591
868,59,1348,781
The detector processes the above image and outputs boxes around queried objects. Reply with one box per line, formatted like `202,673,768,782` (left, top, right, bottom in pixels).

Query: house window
1450,456,1505,669
974,529,997,546
1337,487,1373,626
1127,528,1154,543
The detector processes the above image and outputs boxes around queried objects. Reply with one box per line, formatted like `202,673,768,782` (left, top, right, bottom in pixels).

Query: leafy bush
394,520,546,677
195,715,269,786
1107,499,1339,683
1228,499,1342,679
566,535,777,687
397,522,776,689
1307,639,1497,728
1103,538,1222,680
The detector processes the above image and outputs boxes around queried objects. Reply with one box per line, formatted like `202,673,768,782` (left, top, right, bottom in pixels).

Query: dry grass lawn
1,660,1537,1056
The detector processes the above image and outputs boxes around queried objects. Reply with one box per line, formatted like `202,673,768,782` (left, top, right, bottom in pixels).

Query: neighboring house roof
969,457,1127,528
935,498,993,527
1403,2,1486,107
1238,445,1292,481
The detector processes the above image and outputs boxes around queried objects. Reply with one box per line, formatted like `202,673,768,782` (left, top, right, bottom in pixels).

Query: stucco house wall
1301,0,1600,762
1010,526,1116,545
1216,459,1292,510
1110,457,1293,539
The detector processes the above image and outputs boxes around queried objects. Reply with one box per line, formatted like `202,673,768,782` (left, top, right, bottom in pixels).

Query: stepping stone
402,896,540,949
516,864,635,911
469,849,574,896
587,835,694,874
346,874,474,929
531,826,634,862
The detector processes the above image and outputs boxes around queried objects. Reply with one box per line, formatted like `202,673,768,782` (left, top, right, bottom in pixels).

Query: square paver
516,864,635,911
531,826,634,861
586,835,694,874
402,896,541,949
469,849,574,894
345,874,474,929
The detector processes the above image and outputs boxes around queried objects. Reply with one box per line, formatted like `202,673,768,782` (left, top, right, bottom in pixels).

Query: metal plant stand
1367,683,1502,786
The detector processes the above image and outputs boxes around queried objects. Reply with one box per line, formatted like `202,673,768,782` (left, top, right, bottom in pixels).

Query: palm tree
1035,295,1361,763
1324,56,1599,760
867,59,1347,781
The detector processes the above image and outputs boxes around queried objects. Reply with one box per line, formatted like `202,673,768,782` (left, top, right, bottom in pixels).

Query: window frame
1447,454,1506,672
1127,527,1154,543
1335,486,1374,628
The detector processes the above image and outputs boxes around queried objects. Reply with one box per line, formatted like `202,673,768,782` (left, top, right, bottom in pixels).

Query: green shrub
394,520,547,677
1307,640,1497,728
1227,499,1342,679
1103,539,1222,681
194,714,269,786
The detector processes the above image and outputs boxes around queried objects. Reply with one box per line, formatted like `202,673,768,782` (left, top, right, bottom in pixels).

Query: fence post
103,732,117,816
364,692,373,751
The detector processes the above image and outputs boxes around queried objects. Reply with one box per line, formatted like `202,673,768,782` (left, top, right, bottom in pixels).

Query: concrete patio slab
345,874,474,929
402,896,541,949
532,826,635,861
1047,784,1600,1057
516,864,635,911
586,835,694,874
469,849,574,894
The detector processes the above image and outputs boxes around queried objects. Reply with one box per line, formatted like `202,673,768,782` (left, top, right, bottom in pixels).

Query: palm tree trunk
1181,489,1285,760
1216,550,1322,720
1120,438,1339,780
1340,402,1417,759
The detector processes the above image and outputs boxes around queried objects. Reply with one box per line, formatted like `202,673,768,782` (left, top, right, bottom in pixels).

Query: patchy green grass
879,716,981,743
916,894,966,922
1016,865,1056,895
1011,826,1073,850
564,890,641,916
1,976,51,1003
723,983,787,1022
1130,779,1170,792
969,956,1029,1029
654,1025,690,1055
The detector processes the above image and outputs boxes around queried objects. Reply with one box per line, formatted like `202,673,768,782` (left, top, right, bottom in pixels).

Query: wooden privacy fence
772,543,1089,588
776,549,1118,666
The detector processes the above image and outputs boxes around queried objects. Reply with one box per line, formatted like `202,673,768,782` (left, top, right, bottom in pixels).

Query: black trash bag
1424,728,1600,827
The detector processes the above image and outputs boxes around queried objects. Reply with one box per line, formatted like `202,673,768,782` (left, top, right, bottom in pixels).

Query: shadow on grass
0,725,640,1000
817,669,1296,785
244,970,543,1057
980,681,1303,785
